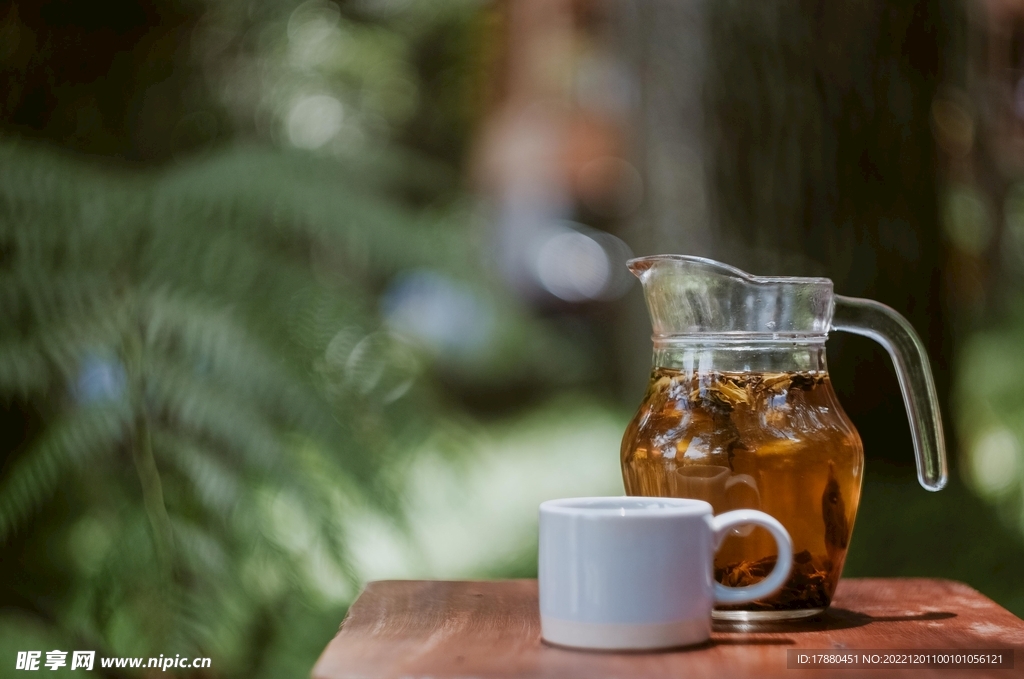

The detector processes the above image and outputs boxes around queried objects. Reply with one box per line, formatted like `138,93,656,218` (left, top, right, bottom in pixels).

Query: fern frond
138,290,339,436
0,401,132,540
152,431,242,522
141,360,287,472
0,135,474,675
0,341,51,397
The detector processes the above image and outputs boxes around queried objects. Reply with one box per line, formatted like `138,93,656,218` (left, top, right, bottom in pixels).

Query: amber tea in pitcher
622,256,947,621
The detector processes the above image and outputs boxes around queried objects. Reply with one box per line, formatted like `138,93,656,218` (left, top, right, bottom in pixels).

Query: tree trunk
614,0,953,468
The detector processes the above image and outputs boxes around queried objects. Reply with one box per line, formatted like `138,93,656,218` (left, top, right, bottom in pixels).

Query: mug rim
539,496,712,517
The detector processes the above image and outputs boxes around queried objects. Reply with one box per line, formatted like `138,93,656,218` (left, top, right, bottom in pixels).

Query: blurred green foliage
0,139,419,676
945,171,1024,584
953,299,1024,542
0,2,587,676
0,101,606,677
844,463,1024,618
0,138,585,677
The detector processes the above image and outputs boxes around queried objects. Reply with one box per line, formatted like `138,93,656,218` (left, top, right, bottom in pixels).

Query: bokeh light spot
286,94,344,149
535,230,611,302
971,428,1021,497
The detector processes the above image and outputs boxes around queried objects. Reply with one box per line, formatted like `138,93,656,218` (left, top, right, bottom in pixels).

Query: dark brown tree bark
615,0,956,468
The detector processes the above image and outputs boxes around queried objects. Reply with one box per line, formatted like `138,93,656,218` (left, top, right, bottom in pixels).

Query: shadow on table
547,637,802,654
713,609,957,636
712,637,797,646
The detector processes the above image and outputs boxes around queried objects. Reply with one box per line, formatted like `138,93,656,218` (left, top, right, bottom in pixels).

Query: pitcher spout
629,255,834,340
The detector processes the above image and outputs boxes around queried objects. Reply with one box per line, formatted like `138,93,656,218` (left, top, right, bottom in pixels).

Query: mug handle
710,510,793,605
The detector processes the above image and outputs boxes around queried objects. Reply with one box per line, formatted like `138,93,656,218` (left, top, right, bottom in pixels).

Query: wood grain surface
312,579,1024,678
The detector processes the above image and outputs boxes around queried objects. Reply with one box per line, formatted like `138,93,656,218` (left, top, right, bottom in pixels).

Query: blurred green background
2,0,1024,677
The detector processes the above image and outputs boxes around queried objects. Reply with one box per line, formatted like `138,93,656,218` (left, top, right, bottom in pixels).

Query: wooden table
313,579,1024,678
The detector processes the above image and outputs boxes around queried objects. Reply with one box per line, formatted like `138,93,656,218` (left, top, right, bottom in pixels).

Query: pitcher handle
831,295,947,491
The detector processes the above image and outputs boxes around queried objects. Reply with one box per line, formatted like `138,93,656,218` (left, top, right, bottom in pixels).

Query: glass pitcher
621,255,946,621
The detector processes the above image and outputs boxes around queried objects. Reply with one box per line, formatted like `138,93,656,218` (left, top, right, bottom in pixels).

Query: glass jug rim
627,254,833,286
629,254,835,338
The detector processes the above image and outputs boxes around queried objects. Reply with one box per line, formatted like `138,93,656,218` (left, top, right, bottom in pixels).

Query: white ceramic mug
537,497,793,650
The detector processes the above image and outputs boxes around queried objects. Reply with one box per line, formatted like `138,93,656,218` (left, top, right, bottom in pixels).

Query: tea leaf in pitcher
715,378,750,406
790,373,825,391
715,551,833,611
725,435,749,471
822,460,850,564
649,373,675,399
759,373,793,393
700,401,745,469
